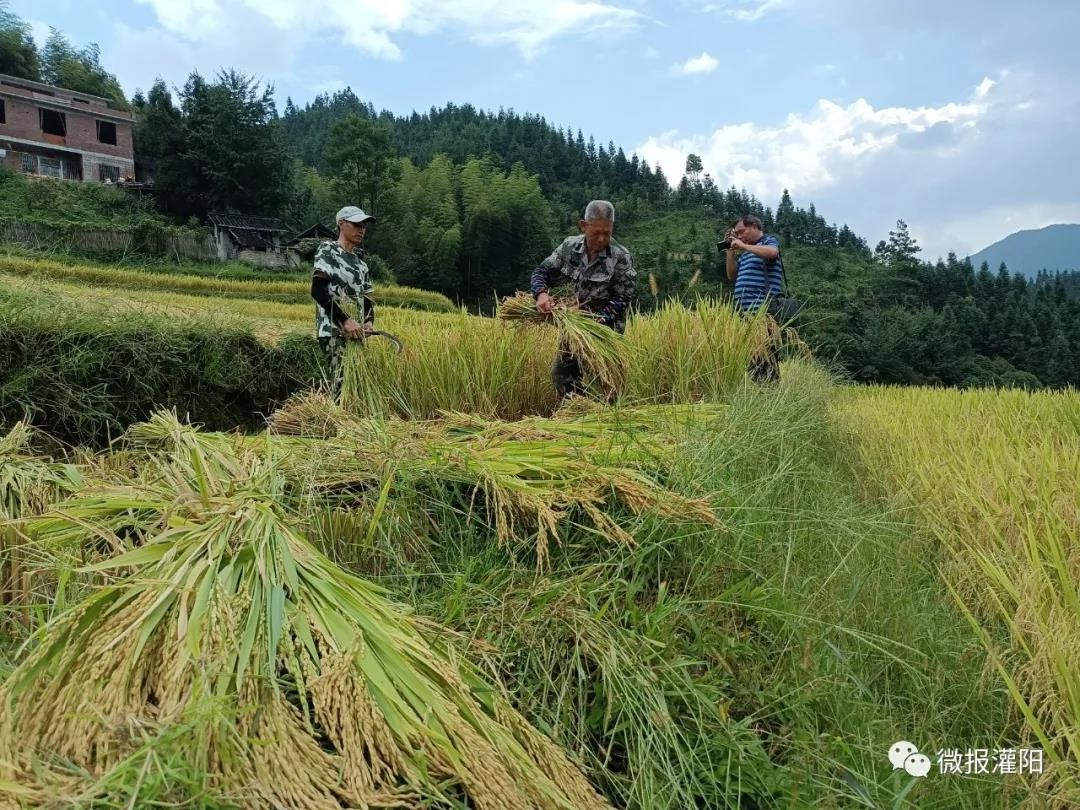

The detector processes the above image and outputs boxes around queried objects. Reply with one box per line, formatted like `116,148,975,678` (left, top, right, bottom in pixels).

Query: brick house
0,73,134,183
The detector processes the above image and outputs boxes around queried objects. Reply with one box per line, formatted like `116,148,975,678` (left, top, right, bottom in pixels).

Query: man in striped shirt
725,214,784,381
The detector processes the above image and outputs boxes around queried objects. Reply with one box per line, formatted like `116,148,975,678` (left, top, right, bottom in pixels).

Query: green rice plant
338,297,762,420
338,309,559,420
624,297,764,403
0,413,611,809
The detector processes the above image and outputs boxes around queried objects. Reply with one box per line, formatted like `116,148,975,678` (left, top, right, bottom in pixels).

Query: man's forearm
725,249,737,282
311,275,349,326
741,243,779,261
531,266,556,297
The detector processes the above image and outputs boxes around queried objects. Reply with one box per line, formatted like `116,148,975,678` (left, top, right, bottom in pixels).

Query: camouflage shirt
312,240,375,339
530,235,636,332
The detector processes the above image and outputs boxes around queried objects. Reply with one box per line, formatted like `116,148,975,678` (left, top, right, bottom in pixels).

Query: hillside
967,223,1080,277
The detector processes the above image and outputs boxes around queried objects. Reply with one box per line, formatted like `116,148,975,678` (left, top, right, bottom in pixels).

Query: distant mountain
967,224,1080,278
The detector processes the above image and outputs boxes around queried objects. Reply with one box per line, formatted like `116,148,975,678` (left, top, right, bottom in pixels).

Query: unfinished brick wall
0,78,134,183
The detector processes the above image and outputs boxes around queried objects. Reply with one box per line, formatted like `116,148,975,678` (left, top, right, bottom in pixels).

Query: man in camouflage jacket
310,205,377,396
530,199,636,398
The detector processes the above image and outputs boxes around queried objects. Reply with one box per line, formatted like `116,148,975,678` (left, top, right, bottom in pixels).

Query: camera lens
718,239,732,250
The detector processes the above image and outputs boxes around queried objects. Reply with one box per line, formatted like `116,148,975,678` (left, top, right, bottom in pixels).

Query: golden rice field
0,253,456,312
0,264,769,419
841,388,1080,803
0,253,1078,807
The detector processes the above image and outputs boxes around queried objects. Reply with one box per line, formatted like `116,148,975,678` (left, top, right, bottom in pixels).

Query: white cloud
133,0,646,61
975,76,996,98
673,52,719,75
700,0,787,22
636,79,996,197
134,0,222,36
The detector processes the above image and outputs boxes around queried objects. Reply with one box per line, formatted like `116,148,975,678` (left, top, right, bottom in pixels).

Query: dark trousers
749,338,780,383
551,346,585,399
318,334,346,397
744,309,782,383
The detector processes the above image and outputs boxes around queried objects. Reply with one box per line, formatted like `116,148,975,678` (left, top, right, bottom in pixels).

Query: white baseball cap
335,205,376,224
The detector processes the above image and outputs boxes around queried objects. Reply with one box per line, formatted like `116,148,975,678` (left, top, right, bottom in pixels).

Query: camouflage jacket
312,240,375,339
530,235,636,332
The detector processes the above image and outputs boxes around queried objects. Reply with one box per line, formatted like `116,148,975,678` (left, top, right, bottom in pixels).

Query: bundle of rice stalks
268,390,350,439
0,422,81,624
275,407,721,569
0,413,610,809
498,292,629,397
425,430,716,569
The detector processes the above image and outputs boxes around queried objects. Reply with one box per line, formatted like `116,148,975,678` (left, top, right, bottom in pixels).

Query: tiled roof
208,212,286,232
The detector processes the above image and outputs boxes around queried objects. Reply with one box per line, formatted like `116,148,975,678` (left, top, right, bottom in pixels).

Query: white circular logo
904,752,932,778
889,740,919,770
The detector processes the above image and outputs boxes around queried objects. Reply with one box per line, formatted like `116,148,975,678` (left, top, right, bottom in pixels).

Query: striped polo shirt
733,234,784,312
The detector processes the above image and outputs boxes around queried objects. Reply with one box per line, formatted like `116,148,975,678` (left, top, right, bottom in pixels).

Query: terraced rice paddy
0,252,1076,808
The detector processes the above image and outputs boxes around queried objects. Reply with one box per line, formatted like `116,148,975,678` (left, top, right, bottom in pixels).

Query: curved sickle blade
368,330,404,354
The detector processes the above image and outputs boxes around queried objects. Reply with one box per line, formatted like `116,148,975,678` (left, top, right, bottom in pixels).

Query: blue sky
17,0,1080,259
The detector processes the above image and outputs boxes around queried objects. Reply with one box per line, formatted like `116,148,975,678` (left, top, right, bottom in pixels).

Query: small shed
283,223,336,246
282,223,337,264
209,212,290,268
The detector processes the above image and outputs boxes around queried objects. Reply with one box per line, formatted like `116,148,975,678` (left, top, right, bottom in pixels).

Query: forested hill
280,87,867,249
283,91,672,216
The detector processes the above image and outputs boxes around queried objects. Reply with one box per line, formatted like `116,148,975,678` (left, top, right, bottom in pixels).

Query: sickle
366,330,404,354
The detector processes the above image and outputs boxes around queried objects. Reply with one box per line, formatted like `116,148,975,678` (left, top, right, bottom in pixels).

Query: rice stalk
841,386,1080,806
273,405,722,569
0,422,82,629
268,390,349,438
0,412,611,809
498,292,629,397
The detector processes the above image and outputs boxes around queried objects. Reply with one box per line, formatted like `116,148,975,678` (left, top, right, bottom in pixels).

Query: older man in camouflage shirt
530,200,636,398
310,205,377,395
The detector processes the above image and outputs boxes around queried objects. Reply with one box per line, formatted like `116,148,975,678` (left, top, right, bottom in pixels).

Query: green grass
0,170,165,229
0,285,324,446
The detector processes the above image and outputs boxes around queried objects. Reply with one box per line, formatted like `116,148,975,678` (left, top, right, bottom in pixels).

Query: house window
0,100,5,124
40,108,66,136
39,157,63,178
96,120,117,145
21,153,36,173
99,163,120,182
